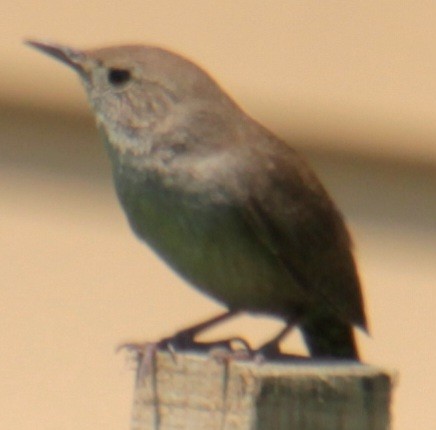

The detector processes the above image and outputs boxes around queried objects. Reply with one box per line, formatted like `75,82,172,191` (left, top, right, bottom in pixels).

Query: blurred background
1,2,435,429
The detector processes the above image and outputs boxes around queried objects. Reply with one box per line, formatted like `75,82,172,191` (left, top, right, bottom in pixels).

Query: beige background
1,2,435,430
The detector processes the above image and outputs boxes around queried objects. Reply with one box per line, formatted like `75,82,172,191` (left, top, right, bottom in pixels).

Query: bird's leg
256,324,294,358
255,321,309,362
158,310,243,352
118,311,246,383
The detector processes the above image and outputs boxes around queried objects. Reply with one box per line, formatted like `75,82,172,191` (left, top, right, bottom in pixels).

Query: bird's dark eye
108,68,131,86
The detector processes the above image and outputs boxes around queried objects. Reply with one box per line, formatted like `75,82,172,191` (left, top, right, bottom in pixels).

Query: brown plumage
27,39,367,359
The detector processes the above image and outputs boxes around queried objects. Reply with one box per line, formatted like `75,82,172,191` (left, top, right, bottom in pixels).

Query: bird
26,39,367,360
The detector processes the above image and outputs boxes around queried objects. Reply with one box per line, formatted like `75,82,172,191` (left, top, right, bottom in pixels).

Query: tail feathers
300,314,360,360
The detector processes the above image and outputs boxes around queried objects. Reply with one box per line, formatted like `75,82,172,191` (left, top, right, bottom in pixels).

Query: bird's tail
300,314,360,360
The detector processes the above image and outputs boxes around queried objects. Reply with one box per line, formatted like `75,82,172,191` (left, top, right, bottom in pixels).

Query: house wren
26,39,367,359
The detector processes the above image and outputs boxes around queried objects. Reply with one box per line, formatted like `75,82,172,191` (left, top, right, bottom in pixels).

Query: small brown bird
26,39,367,360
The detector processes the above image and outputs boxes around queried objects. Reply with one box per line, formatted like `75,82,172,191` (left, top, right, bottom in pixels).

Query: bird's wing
238,144,367,329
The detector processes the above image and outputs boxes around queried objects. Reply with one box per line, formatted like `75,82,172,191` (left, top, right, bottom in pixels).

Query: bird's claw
117,335,254,380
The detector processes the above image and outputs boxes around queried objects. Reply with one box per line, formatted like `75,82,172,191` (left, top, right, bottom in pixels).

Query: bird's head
25,39,230,153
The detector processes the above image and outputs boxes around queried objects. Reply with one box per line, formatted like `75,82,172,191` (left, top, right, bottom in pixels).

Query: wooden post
130,351,393,430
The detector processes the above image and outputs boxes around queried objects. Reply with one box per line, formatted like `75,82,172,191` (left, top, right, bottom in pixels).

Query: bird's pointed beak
25,39,88,75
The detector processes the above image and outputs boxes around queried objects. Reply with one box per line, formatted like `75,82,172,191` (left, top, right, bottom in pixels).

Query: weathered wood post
130,351,393,430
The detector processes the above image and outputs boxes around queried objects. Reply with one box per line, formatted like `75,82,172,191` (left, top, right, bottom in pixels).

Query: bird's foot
209,345,252,364
117,334,253,380
158,330,251,354
253,340,309,363
255,340,282,359
206,337,254,364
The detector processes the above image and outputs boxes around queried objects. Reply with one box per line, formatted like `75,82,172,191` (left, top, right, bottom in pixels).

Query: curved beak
25,39,87,76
